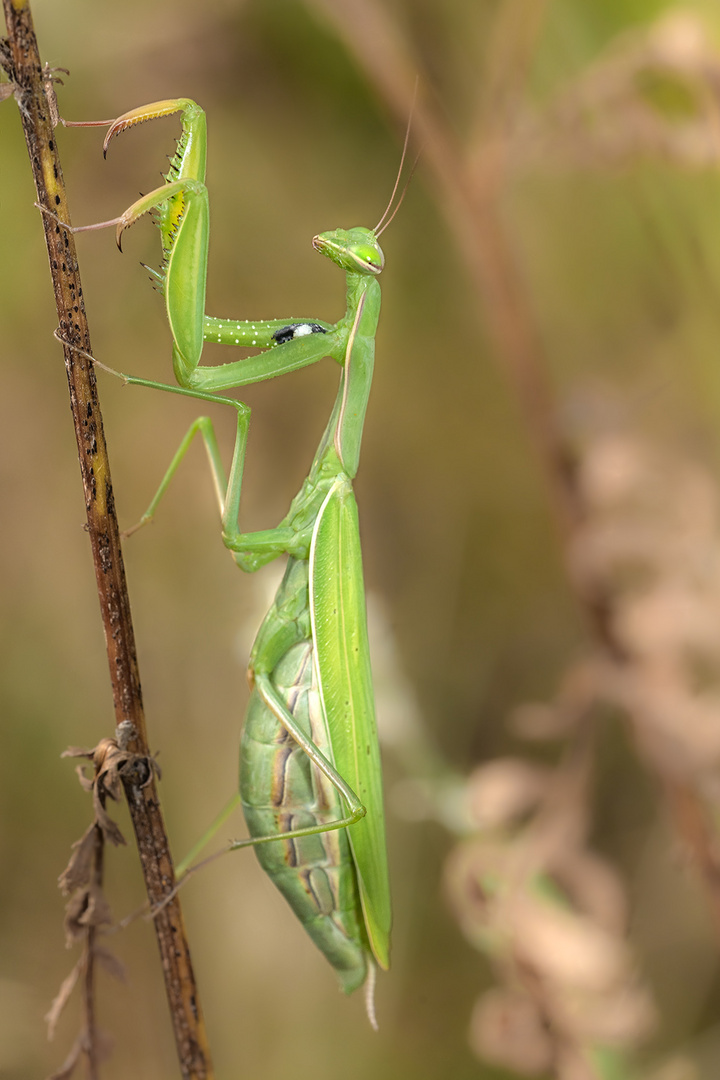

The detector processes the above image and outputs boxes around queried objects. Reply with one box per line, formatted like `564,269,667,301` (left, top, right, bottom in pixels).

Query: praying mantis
70,98,396,1018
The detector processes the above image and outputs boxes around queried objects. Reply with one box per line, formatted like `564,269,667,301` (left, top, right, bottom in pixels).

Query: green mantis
76,98,395,1016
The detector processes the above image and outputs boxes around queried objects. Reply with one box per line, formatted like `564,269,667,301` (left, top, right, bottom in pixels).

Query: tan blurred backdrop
4,1,720,1077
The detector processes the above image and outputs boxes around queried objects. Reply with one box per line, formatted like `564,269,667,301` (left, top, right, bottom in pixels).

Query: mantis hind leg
175,672,366,872
99,369,291,570
248,672,366,829
123,414,231,537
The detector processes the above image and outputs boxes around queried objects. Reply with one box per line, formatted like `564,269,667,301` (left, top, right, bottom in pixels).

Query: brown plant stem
1,3,213,1076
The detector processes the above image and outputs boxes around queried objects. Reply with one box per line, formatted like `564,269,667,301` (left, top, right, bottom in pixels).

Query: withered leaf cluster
46,733,155,1077
442,419,720,1078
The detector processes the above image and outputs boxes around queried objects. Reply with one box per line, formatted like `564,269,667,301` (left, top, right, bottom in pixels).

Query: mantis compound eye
351,243,384,274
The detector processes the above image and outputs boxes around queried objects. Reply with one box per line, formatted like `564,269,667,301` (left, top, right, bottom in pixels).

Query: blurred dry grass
5,1,720,1077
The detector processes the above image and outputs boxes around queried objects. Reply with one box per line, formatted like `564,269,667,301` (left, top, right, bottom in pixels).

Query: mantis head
312,227,385,276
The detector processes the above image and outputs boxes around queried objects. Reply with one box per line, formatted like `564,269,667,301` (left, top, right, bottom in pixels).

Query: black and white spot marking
272,322,327,345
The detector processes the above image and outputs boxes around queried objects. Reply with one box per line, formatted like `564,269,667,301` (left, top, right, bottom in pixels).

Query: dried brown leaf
64,884,113,945
92,790,126,847
63,890,92,946
63,734,158,853
47,1033,83,1080
45,960,82,1040
58,825,99,896
73,766,94,795
83,881,113,931
61,746,95,760
47,1029,114,1080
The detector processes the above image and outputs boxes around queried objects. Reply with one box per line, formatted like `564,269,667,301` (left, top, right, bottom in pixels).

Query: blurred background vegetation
4,0,720,1077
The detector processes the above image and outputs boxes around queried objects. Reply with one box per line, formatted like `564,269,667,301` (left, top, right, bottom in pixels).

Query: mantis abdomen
239,556,370,993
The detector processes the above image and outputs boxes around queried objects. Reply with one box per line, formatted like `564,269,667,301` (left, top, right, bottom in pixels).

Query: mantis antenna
375,80,420,237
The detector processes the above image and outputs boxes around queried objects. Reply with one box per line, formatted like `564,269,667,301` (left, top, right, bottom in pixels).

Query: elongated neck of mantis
308,271,380,482
308,338,370,482
335,274,379,477
343,270,374,322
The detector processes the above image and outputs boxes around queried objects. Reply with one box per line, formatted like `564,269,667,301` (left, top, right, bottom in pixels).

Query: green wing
310,476,391,970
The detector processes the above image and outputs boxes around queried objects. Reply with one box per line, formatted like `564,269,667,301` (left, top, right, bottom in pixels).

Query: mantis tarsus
69,98,397,1019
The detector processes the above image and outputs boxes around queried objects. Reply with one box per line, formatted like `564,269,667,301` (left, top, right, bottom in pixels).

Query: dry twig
1,3,213,1076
